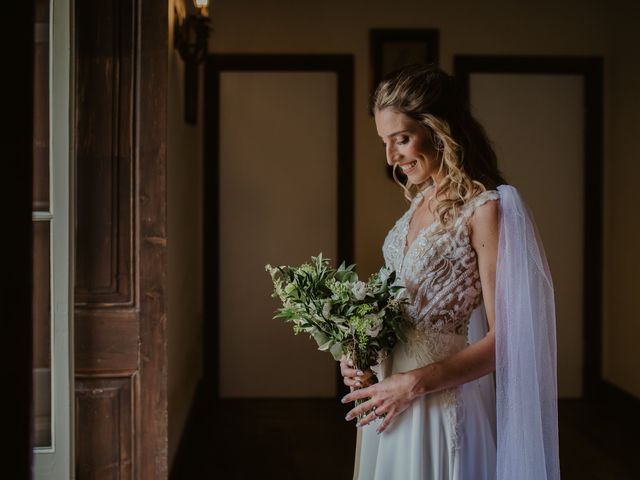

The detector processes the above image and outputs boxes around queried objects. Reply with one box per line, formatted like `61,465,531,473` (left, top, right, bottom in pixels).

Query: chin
404,162,430,184
407,171,429,184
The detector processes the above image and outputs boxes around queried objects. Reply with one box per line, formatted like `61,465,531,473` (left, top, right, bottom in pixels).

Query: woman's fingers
345,397,378,422
340,364,375,388
341,384,375,404
339,356,354,370
354,372,376,388
375,409,394,434
355,409,379,428
343,376,362,387
342,373,414,433
340,364,364,377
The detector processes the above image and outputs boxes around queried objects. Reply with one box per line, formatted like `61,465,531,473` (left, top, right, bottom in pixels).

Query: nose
385,144,400,166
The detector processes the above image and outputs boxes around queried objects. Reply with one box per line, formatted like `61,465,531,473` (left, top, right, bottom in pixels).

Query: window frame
32,0,74,477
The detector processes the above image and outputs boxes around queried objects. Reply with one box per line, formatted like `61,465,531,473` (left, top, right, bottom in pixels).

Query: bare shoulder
469,196,499,250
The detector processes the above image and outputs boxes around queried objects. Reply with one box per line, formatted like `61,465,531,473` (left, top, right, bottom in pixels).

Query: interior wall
206,0,640,398
167,0,204,467
602,1,640,399
218,72,338,398
469,74,585,397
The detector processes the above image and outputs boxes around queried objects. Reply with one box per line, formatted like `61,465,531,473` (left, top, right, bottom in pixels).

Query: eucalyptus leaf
311,330,330,347
329,342,344,361
317,338,334,351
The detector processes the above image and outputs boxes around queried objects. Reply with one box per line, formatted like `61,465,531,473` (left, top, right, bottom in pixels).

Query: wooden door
73,0,168,477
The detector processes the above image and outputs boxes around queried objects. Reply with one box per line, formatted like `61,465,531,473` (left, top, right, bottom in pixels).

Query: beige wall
167,0,204,467
602,2,640,399
470,74,585,397
218,72,338,398
206,0,640,398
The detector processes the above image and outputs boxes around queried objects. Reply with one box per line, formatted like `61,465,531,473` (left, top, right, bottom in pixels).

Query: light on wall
174,0,211,124
193,0,209,13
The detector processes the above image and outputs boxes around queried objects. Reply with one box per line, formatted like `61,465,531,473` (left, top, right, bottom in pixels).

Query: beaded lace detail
383,185,499,337
382,185,499,452
381,185,499,453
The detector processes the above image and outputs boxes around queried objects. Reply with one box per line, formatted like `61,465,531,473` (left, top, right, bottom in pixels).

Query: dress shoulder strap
468,189,500,211
459,189,500,222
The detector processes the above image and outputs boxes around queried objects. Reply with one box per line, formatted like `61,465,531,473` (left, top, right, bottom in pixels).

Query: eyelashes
381,136,410,148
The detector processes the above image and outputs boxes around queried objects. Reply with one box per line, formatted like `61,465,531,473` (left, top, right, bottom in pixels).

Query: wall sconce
174,0,211,124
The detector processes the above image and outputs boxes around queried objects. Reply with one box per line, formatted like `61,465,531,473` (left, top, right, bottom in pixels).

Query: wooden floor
171,387,639,479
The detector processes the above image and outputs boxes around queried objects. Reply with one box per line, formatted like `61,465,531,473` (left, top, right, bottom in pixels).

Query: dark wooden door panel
75,310,139,373
76,377,134,479
75,0,134,306
74,0,167,477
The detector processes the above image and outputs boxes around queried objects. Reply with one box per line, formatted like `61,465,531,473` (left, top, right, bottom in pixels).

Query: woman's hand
339,355,376,390
341,371,418,434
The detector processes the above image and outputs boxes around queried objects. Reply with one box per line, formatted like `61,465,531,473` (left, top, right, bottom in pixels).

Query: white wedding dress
356,185,499,480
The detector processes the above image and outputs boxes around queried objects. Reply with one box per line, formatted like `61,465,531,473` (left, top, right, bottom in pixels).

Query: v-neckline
402,185,440,259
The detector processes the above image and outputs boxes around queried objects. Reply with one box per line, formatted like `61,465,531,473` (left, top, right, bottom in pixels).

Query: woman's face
374,108,441,185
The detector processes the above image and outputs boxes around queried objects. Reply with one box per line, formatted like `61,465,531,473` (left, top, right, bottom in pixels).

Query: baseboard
600,380,640,422
602,380,640,404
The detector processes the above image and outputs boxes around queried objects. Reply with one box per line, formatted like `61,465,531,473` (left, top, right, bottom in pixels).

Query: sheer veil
495,185,561,479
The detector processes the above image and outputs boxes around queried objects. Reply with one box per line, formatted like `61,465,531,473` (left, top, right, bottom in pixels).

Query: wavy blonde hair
371,64,506,234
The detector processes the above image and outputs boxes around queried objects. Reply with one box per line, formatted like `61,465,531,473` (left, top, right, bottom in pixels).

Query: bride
340,65,560,480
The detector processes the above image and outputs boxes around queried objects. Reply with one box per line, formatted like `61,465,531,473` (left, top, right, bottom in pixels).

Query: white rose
352,281,367,301
364,313,383,338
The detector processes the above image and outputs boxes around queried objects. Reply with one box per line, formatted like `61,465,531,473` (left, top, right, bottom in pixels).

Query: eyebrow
380,129,410,139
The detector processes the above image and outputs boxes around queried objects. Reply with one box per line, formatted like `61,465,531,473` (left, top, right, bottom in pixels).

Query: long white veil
495,185,561,479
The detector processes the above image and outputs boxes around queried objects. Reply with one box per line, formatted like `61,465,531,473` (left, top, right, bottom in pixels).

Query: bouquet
265,253,407,377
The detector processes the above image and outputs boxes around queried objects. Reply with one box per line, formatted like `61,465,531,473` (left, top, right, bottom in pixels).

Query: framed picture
369,29,439,181
370,28,439,94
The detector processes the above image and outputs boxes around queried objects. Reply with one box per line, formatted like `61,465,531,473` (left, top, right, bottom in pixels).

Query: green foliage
265,254,407,370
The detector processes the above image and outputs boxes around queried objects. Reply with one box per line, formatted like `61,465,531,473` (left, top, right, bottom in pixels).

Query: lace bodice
383,185,500,338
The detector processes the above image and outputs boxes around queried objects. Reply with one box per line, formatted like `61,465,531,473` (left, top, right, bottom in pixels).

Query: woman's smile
399,160,418,174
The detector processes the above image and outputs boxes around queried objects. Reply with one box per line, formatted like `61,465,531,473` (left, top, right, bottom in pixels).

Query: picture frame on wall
369,29,440,181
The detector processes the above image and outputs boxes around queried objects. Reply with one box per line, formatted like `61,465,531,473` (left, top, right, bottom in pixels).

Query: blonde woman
340,65,560,480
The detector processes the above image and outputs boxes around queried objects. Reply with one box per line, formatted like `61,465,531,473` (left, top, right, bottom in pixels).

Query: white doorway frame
32,0,74,477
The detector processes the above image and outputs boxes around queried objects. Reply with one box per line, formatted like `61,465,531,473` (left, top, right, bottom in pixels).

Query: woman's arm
342,199,500,433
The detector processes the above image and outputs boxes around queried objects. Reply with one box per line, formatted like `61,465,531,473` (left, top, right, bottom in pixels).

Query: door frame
454,55,604,398
203,54,355,397
33,0,74,475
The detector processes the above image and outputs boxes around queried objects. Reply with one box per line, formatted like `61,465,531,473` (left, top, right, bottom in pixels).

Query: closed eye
381,135,409,147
